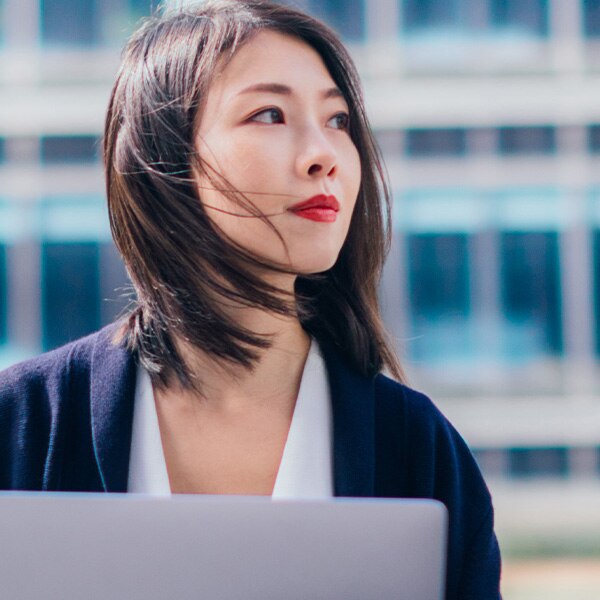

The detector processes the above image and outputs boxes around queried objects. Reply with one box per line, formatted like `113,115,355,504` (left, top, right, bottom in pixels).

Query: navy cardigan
0,324,501,599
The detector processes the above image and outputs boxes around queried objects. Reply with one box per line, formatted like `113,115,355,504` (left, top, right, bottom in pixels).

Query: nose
296,127,338,180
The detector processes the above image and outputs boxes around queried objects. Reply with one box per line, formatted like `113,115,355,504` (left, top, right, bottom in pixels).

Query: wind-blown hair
104,0,404,388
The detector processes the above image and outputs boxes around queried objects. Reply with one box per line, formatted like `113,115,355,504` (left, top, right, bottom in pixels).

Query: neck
171,279,311,411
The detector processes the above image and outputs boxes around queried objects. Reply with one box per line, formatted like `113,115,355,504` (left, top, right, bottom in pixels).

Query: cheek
343,145,362,209
206,135,283,199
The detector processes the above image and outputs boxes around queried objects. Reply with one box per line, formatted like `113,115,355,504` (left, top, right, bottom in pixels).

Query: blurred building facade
2,0,600,492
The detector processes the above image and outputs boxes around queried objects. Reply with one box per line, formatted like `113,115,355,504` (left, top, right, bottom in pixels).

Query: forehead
210,29,338,100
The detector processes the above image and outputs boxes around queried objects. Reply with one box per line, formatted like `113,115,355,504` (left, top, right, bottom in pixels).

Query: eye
249,107,284,124
328,112,350,131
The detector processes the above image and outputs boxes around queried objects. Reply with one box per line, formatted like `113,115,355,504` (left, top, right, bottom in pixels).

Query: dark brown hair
104,0,404,388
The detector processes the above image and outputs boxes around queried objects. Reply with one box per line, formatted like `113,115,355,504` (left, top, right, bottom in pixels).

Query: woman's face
195,30,361,275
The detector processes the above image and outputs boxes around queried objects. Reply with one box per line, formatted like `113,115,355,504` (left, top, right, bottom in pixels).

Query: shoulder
372,372,493,508
373,373,459,443
0,323,131,491
1,329,100,396
372,374,500,596
0,323,125,418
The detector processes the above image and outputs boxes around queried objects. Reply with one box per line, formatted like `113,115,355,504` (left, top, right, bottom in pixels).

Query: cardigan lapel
90,324,137,492
321,345,376,498
88,328,376,496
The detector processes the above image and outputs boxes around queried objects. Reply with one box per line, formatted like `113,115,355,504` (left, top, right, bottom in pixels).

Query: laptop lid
0,493,447,600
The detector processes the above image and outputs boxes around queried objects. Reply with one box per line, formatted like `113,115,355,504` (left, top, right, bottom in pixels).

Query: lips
288,194,340,223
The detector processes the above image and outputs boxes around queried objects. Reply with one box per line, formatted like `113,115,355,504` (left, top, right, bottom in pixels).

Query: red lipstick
288,194,340,222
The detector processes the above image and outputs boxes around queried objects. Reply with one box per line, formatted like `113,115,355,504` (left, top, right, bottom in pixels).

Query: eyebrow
236,82,344,100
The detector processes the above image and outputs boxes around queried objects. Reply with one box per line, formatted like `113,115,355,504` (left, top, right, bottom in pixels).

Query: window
307,0,365,41
99,242,132,324
41,136,99,164
130,0,153,19
0,243,6,344
498,126,555,155
490,0,548,35
41,0,96,46
509,447,568,478
41,0,154,47
588,125,600,153
104,1,155,46
409,234,471,316
405,128,467,157
407,233,472,361
500,232,562,355
592,231,600,355
0,137,5,163
403,0,548,36
42,242,101,351
403,0,461,31
584,0,600,37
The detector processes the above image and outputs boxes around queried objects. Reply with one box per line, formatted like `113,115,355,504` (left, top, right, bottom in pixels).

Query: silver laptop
0,493,447,600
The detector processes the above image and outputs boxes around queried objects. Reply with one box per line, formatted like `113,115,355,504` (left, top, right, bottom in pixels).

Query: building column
4,0,39,48
3,0,41,84
568,447,599,479
381,224,411,375
365,0,402,77
466,129,503,372
548,0,585,75
474,449,510,481
7,238,42,354
470,229,502,359
557,126,597,395
5,138,43,354
559,219,597,394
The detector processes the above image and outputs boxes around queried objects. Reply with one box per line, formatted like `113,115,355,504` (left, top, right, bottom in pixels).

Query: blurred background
1,0,600,597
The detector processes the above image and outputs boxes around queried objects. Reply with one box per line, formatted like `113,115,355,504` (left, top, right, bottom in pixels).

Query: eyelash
249,107,350,130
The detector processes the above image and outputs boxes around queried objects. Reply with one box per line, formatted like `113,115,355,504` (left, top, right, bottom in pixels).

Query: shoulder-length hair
104,0,404,388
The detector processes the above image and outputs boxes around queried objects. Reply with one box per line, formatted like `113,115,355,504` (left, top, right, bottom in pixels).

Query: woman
0,1,501,597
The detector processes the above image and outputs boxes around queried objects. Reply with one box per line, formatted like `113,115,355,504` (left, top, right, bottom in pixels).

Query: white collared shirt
127,341,333,498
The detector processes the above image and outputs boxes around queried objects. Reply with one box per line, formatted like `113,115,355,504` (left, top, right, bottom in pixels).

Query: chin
290,252,341,275
285,237,346,274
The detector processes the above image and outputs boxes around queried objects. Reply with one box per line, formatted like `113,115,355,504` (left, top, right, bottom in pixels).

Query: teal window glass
500,232,562,356
593,230,600,355
405,128,467,157
41,0,154,47
0,243,6,344
509,447,568,478
403,0,459,30
584,0,600,37
99,242,132,324
41,0,96,46
409,233,470,316
123,0,155,34
588,125,600,153
307,0,365,41
41,136,99,164
130,0,153,16
407,233,472,361
498,126,555,155
42,242,101,350
403,0,548,37
490,0,548,35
